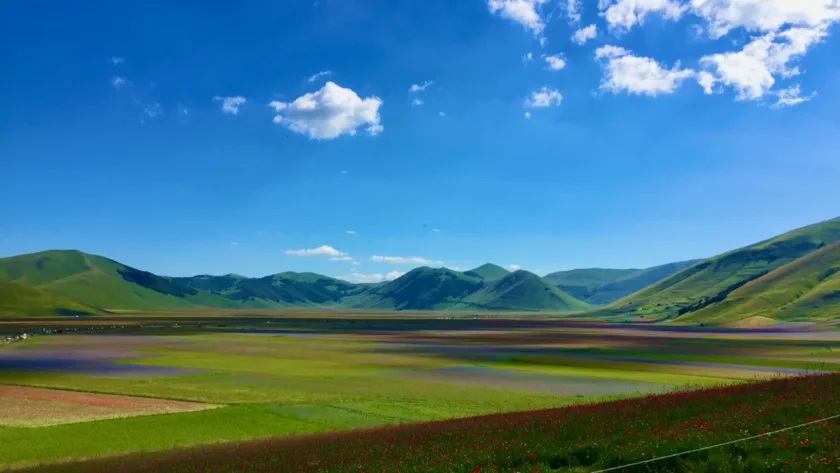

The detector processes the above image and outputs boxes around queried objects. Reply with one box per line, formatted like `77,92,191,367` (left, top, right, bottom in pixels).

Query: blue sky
1,0,839,282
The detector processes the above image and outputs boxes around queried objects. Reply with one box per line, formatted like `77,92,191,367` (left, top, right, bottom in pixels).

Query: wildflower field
37,374,840,473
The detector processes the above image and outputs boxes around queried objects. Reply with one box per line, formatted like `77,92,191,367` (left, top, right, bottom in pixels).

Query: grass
28,374,840,473
2,316,840,470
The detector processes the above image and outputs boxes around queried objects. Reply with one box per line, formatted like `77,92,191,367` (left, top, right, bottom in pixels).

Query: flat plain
1,314,839,471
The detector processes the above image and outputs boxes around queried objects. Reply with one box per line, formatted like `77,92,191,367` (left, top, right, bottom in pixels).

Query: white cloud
524,111,532,119
509,264,521,270
409,81,434,92
523,52,534,62
439,111,446,117
352,261,361,266
142,102,162,119
595,45,695,96
308,70,333,82
111,56,125,65
269,82,383,140
544,54,567,70
600,0,685,31
412,98,424,106
567,0,582,23
572,24,598,44
690,0,840,39
285,245,345,257
773,84,816,108
525,87,563,107
341,271,404,284
698,26,827,101
370,255,444,265
345,230,357,235
487,0,549,36
213,96,247,115
111,76,127,89
330,255,355,262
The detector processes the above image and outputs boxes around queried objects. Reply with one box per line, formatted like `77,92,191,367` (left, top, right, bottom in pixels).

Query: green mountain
675,241,840,324
607,216,840,320
0,250,239,311
462,263,510,281
345,267,486,310
543,261,701,305
462,270,592,312
0,279,96,317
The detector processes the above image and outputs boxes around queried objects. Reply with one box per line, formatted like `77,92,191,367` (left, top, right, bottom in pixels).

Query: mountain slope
463,264,510,281
345,267,485,310
0,280,96,317
543,261,701,305
607,217,840,320
463,270,592,312
0,250,239,311
675,241,840,324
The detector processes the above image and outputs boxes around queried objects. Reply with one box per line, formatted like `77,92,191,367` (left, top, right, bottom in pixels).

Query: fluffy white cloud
409,81,434,92
691,0,840,38
111,76,127,89
111,56,125,65
269,82,383,140
600,0,685,31
341,271,404,284
330,255,355,262
487,0,549,36
525,87,563,107
285,245,345,257
595,45,695,96
572,24,598,44
213,96,247,114
567,0,582,23
544,54,567,70
509,264,521,270
412,98,424,106
370,255,444,265
307,70,332,82
773,84,816,108
523,52,534,62
698,26,827,101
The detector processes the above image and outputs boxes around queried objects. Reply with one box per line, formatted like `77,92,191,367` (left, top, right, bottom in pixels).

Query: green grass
461,270,592,311
0,280,95,317
605,216,840,321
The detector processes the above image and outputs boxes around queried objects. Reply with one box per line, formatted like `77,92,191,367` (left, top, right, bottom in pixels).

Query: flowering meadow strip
37,374,840,473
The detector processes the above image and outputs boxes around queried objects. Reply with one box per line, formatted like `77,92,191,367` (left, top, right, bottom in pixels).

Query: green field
2,315,840,470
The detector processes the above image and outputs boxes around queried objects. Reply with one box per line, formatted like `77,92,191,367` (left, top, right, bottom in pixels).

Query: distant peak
463,263,510,281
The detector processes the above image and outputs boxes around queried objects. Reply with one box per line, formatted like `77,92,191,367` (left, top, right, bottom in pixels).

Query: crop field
1,315,840,471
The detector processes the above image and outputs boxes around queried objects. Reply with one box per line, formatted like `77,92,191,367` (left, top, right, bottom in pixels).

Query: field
2,314,840,471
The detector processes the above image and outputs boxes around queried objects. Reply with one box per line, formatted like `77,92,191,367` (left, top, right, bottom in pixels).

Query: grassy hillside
607,217,840,320
0,280,96,317
0,250,239,311
675,241,840,324
345,267,485,310
462,264,510,281
543,261,700,305
463,270,592,312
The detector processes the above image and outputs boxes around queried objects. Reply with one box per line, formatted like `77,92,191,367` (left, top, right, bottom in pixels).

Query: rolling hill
462,270,592,311
0,279,96,317
462,263,510,281
674,241,840,324
606,217,840,320
0,250,240,311
543,261,701,305
344,267,486,310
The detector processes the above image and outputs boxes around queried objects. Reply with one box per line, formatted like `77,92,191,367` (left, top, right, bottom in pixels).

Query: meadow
1,314,839,471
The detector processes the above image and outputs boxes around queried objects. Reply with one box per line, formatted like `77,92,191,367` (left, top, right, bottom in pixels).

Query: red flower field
38,374,840,473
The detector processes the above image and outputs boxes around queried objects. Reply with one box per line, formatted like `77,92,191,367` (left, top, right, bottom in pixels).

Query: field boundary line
587,413,840,473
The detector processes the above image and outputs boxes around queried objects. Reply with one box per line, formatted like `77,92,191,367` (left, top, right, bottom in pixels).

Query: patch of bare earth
0,385,218,427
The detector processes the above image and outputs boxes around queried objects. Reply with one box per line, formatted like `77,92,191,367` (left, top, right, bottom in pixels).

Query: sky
1,0,839,283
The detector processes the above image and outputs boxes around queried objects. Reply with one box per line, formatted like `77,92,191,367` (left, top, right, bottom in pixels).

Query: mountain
175,272,362,307
345,267,486,310
463,270,592,312
0,279,96,317
463,264,510,281
675,241,840,324
606,217,840,320
543,261,701,305
0,250,240,311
